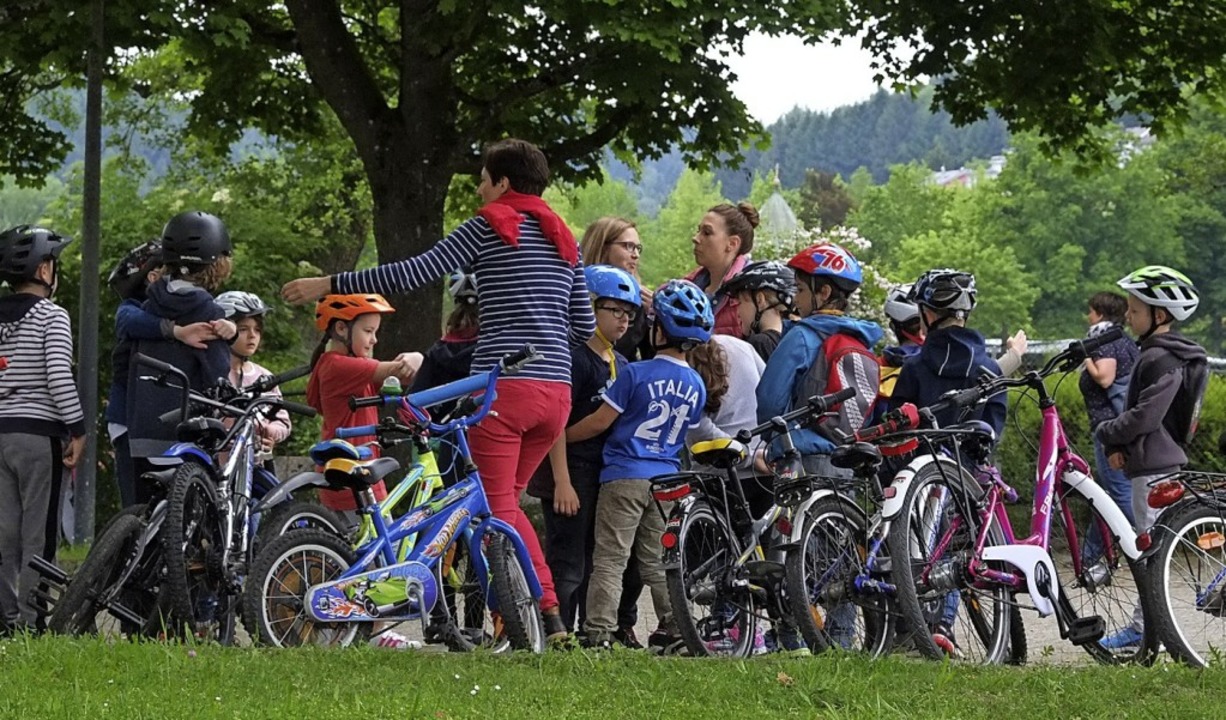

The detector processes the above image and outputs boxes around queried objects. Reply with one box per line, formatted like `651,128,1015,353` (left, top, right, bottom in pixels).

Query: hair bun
737,202,760,229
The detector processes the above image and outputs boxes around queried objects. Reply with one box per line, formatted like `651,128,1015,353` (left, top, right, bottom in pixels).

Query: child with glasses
528,264,644,644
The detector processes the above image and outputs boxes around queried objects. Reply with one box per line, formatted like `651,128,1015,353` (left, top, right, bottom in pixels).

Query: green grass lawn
3,637,1225,719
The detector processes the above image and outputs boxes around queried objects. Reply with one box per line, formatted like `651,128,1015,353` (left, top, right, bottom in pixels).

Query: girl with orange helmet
306,293,422,520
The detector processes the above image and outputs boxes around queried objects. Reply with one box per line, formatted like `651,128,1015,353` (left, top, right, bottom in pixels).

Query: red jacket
684,254,751,340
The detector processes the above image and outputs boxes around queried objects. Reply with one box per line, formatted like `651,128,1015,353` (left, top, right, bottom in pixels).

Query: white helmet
883,284,919,323
216,290,269,320
1117,265,1199,321
448,269,478,305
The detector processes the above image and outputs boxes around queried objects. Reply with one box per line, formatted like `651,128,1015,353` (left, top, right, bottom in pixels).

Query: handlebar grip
1072,326,1125,358
500,344,541,373
279,399,317,418
134,353,176,374
335,424,378,439
348,395,387,411
269,365,311,388
158,407,184,426
808,387,857,413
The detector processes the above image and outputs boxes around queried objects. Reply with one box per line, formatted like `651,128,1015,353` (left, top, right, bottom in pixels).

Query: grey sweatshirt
688,335,766,476
1096,332,1207,476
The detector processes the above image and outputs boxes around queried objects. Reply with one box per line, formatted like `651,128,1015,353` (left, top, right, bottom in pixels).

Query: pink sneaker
371,631,423,650
704,625,767,655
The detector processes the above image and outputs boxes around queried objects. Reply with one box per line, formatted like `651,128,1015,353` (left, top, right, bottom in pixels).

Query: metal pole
75,0,104,543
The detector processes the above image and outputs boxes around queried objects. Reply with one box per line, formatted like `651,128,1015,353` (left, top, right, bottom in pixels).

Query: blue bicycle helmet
584,264,641,307
653,279,714,345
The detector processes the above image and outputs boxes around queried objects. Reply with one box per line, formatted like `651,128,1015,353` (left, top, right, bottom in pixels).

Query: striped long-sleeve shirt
335,215,596,384
0,294,85,437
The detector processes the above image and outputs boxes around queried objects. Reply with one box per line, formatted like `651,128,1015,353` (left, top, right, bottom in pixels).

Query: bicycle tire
242,528,368,648
666,499,756,657
887,459,1011,664
1050,481,1156,665
1007,601,1028,665
48,512,146,637
255,500,349,551
787,495,893,656
161,462,226,635
431,541,503,653
1146,502,1226,667
486,531,545,653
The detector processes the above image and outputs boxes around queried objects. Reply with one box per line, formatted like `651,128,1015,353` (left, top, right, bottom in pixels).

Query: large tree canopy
4,0,1225,350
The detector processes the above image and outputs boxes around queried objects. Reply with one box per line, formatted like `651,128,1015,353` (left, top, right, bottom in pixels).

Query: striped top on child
334,215,595,384
0,295,85,437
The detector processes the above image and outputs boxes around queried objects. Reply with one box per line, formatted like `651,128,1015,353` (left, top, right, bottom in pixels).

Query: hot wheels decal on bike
308,561,439,622
424,509,470,559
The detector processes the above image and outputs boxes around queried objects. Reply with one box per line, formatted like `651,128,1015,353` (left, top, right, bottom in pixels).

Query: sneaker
581,632,614,650
1099,626,1143,651
775,626,809,656
648,628,686,655
704,624,768,655
370,630,423,650
931,624,964,659
543,610,568,642
613,626,644,650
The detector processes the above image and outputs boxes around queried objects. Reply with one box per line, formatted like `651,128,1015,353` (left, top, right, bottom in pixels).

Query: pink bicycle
884,329,1158,665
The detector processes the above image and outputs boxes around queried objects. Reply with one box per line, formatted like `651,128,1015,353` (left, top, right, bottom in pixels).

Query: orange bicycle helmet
315,293,395,331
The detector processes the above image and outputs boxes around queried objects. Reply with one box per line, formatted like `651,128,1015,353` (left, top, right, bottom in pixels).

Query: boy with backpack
0,225,85,634
1096,266,1207,650
755,241,882,653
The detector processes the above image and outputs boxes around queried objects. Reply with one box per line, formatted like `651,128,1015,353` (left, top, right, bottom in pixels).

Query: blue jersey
600,356,706,483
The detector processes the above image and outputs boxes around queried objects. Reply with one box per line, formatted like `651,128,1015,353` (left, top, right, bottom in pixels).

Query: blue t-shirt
599,356,706,483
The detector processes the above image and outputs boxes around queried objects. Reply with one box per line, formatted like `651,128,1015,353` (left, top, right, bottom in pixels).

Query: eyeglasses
611,240,644,255
595,305,638,321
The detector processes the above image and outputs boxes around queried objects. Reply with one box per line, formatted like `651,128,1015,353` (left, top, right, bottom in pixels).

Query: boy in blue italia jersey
569,279,713,651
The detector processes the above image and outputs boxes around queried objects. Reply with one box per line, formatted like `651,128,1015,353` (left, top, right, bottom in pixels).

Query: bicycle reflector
1147,480,1185,509
653,483,691,502
660,530,679,550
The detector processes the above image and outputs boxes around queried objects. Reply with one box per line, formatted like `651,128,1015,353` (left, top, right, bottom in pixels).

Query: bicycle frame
304,361,543,624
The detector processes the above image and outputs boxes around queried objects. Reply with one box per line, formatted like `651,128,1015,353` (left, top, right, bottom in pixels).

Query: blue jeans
1084,435,1135,562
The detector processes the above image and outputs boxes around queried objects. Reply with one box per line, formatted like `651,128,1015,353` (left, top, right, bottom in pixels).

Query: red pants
468,378,570,611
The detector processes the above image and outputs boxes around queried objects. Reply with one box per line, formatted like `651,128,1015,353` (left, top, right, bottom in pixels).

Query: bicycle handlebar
853,403,920,443
734,387,856,444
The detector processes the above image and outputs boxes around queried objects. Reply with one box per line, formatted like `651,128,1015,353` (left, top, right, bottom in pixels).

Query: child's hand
63,435,86,468
211,319,238,341
1108,451,1126,470
174,322,220,349
282,276,332,305
553,483,580,517
393,352,424,382
752,447,770,475
639,286,654,315
1006,329,1028,355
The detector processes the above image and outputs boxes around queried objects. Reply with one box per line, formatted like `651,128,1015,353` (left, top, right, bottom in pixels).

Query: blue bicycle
243,346,546,651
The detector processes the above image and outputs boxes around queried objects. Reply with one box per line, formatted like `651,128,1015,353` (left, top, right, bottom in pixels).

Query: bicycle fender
1061,469,1142,559
151,443,214,468
881,454,944,520
250,472,328,516
787,487,853,544
981,544,1058,617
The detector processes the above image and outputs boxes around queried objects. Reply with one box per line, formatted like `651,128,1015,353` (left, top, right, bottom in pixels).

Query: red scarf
477,190,578,266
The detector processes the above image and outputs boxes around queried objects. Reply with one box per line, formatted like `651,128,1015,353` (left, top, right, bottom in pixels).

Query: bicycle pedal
1067,615,1105,646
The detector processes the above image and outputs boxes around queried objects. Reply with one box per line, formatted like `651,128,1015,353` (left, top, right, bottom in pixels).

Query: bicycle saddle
689,438,748,470
176,417,227,447
323,457,401,489
309,438,374,465
830,441,883,473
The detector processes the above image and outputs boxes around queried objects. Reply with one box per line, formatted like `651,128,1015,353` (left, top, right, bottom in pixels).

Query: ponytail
309,334,330,371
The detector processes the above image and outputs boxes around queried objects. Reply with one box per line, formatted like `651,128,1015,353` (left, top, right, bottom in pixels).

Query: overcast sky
724,34,889,123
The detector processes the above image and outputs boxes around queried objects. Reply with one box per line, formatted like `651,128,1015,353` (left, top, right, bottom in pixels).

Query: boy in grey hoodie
1096,265,1207,649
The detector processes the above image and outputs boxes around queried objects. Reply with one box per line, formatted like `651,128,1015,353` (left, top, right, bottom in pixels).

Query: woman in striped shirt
283,139,595,641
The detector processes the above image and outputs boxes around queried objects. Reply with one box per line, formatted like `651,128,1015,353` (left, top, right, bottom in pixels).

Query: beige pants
583,479,673,637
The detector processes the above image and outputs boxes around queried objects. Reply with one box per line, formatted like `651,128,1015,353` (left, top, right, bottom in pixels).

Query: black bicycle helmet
161,211,232,266
107,239,163,300
0,225,73,281
722,260,796,307
911,268,977,319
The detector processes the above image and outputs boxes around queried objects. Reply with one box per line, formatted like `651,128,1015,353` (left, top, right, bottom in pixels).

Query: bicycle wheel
787,496,893,656
49,512,146,637
887,459,1011,664
1147,502,1226,666
486,531,545,652
242,528,368,647
255,500,349,551
161,462,227,636
1050,481,1155,665
429,541,505,652
666,499,756,657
